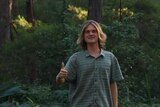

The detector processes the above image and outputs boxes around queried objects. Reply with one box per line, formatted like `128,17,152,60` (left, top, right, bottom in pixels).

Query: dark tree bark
119,0,122,21
12,0,19,17
26,0,34,25
0,0,12,47
87,0,103,23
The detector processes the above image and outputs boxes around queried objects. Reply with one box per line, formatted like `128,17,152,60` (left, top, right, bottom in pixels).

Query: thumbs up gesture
56,62,68,84
61,62,65,69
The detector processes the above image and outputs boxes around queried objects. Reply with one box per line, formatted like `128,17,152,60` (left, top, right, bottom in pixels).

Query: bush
0,83,39,107
0,22,78,85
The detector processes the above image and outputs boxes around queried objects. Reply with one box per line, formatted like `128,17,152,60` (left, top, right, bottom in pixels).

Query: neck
86,44,101,57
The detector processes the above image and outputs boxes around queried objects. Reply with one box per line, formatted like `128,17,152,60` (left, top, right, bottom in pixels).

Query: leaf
0,101,15,107
0,86,26,98
17,103,32,107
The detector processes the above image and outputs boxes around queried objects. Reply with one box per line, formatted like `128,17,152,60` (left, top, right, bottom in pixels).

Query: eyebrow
85,29,97,32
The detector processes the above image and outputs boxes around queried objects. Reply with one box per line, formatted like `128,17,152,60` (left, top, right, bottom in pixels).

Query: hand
56,62,68,84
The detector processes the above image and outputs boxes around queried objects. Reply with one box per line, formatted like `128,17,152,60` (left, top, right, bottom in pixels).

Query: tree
87,0,103,23
12,0,19,18
26,0,34,25
0,0,12,47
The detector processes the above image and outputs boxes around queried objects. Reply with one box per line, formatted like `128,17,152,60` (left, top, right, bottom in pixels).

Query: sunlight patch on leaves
68,5,87,20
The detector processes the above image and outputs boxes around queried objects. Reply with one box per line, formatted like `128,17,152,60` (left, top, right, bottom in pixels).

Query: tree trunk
119,0,122,21
26,0,34,25
12,0,19,18
0,0,12,47
87,0,103,23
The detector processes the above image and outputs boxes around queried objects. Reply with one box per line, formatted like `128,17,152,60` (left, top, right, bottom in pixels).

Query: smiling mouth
88,37,95,39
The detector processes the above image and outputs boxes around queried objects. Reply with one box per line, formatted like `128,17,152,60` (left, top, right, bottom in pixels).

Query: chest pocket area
100,66,110,81
96,59,111,81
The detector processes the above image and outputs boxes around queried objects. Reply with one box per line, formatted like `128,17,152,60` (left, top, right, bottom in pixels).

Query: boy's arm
110,81,118,107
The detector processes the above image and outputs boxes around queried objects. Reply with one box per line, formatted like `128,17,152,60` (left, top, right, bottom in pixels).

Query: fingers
61,62,64,69
57,71,67,84
59,62,68,79
56,62,68,84
59,70,68,78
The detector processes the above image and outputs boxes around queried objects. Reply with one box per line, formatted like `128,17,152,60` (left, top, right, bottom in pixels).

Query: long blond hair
76,20,107,50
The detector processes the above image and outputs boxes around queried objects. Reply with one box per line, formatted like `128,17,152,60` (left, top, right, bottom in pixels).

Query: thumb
61,62,65,69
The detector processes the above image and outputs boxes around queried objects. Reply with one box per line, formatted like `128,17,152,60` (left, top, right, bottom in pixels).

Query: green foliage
67,5,87,21
0,83,39,107
14,15,32,30
13,15,42,32
0,83,69,107
51,90,69,107
102,15,160,105
0,24,61,83
1,0,160,106
133,0,158,16
34,0,67,24
112,7,134,21
0,20,79,85
23,84,69,106
26,84,52,106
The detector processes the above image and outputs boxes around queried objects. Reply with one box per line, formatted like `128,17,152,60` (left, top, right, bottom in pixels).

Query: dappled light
0,0,160,107
68,5,87,20
112,7,134,20
14,15,32,29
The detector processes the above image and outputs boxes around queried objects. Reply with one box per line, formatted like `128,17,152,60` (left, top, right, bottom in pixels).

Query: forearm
111,81,118,107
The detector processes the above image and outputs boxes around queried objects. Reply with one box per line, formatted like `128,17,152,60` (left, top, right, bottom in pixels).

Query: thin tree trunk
12,0,19,18
88,0,103,23
119,0,122,21
0,0,12,47
26,0,34,25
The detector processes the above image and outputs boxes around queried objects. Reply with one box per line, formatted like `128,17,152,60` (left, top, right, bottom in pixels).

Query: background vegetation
0,0,160,107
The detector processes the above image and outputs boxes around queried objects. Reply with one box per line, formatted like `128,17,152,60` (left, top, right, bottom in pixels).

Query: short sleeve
65,53,77,82
110,54,124,82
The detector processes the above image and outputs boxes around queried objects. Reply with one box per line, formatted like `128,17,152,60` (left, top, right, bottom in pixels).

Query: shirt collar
85,49,105,57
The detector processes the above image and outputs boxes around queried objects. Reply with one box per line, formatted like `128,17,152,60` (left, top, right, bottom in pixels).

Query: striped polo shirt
65,49,124,107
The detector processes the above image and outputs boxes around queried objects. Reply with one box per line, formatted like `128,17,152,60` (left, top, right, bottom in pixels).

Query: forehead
85,24,96,30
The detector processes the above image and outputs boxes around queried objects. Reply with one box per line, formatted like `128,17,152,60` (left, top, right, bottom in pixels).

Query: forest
0,0,160,107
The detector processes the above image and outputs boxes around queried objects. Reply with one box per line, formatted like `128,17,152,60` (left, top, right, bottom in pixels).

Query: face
84,24,99,45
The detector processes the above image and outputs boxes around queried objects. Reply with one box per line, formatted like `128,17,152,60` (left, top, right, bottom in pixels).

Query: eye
84,30,97,34
92,30,97,33
85,30,90,34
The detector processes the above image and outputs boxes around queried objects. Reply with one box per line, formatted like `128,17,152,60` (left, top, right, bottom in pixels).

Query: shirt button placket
93,58,98,107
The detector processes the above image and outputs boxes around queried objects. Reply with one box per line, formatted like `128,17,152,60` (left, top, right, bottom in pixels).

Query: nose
89,31,94,35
